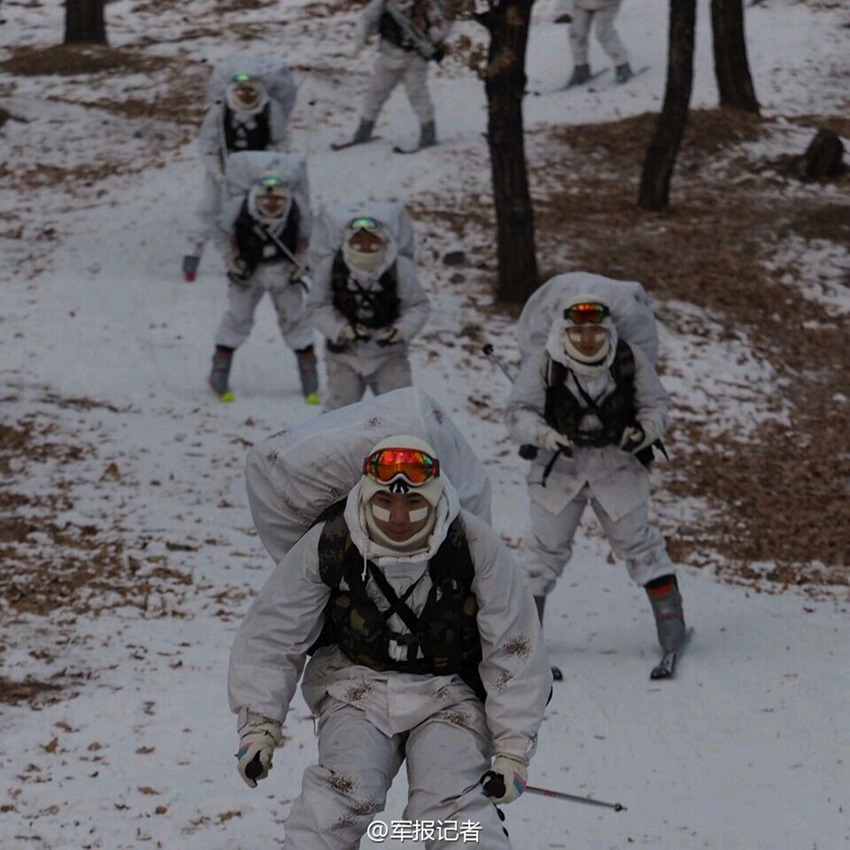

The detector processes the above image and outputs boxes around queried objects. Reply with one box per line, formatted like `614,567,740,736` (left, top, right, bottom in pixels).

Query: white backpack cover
309,200,416,267
517,271,660,364
245,387,493,566
219,150,311,233
206,54,297,124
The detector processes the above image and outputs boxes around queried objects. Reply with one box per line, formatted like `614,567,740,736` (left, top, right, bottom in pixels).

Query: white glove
353,33,369,55
481,753,529,805
236,721,283,788
337,322,371,343
373,325,403,347
227,256,251,286
538,426,572,453
619,421,657,454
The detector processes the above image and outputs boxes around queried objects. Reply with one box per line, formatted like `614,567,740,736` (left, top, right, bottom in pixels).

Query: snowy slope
1,1,849,848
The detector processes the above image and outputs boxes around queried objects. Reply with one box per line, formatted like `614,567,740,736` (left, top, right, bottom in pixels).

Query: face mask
346,245,385,274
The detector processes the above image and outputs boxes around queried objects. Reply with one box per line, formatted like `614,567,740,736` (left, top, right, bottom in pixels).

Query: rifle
383,0,443,63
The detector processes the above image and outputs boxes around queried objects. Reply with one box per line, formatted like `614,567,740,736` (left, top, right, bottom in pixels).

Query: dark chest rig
233,201,300,275
378,4,428,51
544,339,656,466
309,501,485,700
223,103,272,153
329,250,400,328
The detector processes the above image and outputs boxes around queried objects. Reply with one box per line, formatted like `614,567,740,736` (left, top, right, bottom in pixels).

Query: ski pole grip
482,343,494,356
519,444,538,460
245,753,264,781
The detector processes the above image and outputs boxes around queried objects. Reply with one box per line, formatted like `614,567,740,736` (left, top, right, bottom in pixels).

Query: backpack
244,387,493,566
517,271,660,365
218,150,311,239
206,54,297,126
309,200,416,268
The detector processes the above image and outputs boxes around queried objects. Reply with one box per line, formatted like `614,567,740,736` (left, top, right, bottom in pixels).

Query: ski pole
525,784,627,812
481,343,539,461
482,342,515,384
261,225,312,291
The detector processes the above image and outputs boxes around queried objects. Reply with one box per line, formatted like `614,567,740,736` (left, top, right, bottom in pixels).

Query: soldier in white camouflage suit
505,293,686,656
229,434,552,849
305,213,429,411
342,0,451,150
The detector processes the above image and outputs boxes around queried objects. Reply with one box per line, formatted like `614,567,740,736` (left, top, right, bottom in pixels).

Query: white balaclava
342,218,389,276
360,434,444,552
225,77,269,115
546,292,618,377
247,179,292,230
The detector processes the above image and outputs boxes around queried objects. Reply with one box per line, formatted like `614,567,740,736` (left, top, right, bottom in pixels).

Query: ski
649,627,694,680
530,68,608,96
616,65,650,85
330,136,382,152
392,143,438,155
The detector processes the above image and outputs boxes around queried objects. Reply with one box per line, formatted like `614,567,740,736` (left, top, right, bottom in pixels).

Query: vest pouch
332,594,392,670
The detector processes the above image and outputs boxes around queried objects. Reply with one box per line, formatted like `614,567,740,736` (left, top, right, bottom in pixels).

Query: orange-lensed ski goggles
363,447,440,486
564,303,610,325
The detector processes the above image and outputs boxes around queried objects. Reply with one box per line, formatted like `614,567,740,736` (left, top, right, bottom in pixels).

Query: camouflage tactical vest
310,500,485,700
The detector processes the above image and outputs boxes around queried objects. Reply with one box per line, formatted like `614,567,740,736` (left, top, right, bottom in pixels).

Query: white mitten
619,421,656,454
236,721,283,788
353,34,369,56
227,256,251,286
538,426,572,454
481,753,529,804
337,322,370,343
374,325,403,347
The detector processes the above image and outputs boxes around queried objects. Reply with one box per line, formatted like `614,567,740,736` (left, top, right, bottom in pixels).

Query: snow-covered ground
2,0,849,848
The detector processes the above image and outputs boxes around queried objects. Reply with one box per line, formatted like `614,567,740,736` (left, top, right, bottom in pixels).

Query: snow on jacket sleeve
304,254,348,341
393,256,430,342
630,343,670,440
504,351,550,447
227,524,331,728
463,510,552,761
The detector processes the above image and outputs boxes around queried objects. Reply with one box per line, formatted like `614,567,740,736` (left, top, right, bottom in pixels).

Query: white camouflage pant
323,349,412,411
215,263,314,352
361,43,435,126
523,483,674,596
282,701,512,849
569,1,628,67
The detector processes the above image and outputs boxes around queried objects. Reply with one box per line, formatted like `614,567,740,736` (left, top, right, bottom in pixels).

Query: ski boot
419,121,437,149
296,345,320,405
182,253,201,282
209,345,235,402
567,63,591,87
352,119,374,144
615,62,634,84
645,574,686,652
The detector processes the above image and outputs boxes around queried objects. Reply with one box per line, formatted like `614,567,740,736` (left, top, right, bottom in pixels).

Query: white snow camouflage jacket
505,338,670,521
228,476,552,763
197,100,290,178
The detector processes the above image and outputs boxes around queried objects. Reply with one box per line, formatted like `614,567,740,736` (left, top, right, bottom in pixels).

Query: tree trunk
64,0,108,45
476,2,539,304
711,0,759,113
638,0,696,211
